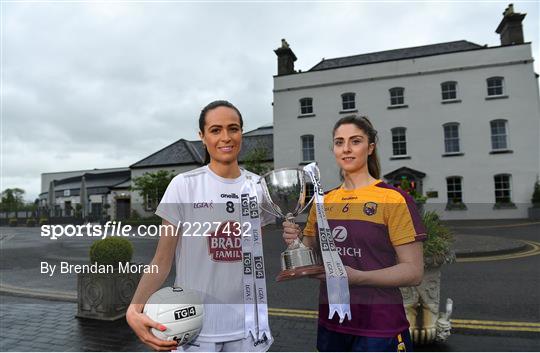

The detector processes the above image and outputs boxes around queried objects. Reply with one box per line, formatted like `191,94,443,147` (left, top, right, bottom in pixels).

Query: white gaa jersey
155,166,274,342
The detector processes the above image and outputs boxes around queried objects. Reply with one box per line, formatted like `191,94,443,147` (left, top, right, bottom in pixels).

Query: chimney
495,4,526,45
274,39,297,75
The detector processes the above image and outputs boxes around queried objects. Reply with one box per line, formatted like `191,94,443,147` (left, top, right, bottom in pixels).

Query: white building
272,5,540,219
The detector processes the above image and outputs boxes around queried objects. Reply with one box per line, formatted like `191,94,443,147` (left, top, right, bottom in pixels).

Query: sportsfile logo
174,306,196,320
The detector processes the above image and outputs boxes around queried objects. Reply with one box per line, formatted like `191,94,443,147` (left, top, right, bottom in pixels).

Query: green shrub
130,209,142,220
123,216,161,227
39,217,48,226
90,237,133,267
422,211,455,267
26,218,36,227
8,218,17,227
531,180,540,207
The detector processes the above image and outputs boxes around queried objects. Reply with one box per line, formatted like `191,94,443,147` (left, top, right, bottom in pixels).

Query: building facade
39,126,273,221
272,6,540,219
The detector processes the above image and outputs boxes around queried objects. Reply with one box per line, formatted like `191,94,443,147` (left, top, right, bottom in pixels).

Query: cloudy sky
2,1,539,201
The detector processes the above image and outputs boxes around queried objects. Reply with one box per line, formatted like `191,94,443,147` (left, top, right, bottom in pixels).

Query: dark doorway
116,199,130,220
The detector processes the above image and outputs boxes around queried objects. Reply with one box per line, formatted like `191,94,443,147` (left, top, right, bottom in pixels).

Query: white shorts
175,335,273,352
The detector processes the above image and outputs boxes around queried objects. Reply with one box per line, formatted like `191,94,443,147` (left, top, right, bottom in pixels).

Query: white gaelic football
143,287,204,346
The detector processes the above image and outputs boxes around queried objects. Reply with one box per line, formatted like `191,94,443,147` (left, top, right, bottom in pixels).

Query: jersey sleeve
155,175,185,226
303,203,317,237
385,191,427,246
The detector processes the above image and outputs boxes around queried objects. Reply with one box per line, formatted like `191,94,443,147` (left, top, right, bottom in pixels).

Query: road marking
456,240,540,262
452,319,540,327
451,221,540,230
452,324,540,333
268,308,540,333
270,307,318,315
0,234,14,243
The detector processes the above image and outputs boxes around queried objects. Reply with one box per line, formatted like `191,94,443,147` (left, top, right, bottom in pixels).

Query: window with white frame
441,81,457,100
446,176,463,204
494,174,512,204
443,123,460,153
299,98,313,115
389,87,405,106
487,77,504,96
391,127,407,156
490,119,508,150
341,93,356,110
301,135,315,161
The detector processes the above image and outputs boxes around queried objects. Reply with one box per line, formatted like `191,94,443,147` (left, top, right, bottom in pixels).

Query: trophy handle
299,192,315,214
259,201,282,219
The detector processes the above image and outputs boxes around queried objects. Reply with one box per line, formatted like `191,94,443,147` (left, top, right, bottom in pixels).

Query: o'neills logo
194,201,214,209
221,193,239,199
208,221,242,262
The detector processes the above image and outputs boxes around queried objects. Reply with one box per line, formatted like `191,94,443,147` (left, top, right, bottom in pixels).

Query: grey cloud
3,2,538,200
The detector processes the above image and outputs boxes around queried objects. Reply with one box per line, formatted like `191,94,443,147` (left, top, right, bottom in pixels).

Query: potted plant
400,211,455,345
399,177,427,214
77,237,142,321
8,218,17,227
26,218,36,227
528,180,540,220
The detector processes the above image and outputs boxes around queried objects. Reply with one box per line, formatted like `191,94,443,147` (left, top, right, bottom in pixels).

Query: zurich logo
332,226,348,242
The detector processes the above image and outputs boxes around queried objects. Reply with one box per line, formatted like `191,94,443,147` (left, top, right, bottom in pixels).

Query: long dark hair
332,115,381,179
199,100,244,164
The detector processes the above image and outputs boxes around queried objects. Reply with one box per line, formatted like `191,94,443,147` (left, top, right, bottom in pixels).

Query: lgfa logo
194,201,214,209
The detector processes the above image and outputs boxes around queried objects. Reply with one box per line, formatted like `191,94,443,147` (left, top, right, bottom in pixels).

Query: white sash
240,177,270,341
303,163,351,323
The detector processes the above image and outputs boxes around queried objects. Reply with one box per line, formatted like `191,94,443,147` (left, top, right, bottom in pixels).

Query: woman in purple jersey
283,115,425,352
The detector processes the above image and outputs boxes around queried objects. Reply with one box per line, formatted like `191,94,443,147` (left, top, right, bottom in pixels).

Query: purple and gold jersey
304,180,426,337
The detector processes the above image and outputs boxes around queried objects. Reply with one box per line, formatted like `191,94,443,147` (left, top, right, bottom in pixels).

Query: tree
1,188,25,212
243,146,272,176
532,179,540,207
130,170,176,212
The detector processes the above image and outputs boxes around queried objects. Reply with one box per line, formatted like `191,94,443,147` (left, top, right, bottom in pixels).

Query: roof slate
309,40,483,71
130,130,273,168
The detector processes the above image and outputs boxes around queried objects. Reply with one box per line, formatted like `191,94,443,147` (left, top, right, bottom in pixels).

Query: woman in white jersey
127,100,274,352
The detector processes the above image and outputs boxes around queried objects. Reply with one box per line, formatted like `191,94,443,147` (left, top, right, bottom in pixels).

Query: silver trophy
259,168,324,281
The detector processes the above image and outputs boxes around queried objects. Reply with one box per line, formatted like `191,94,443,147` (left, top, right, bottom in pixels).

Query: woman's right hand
282,220,301,246
126,304,179,352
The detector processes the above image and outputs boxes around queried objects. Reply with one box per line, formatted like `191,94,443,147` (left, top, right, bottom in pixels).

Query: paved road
1,221,539,351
